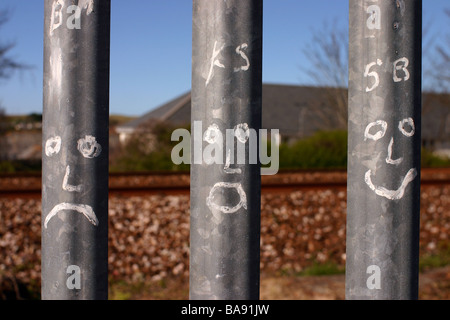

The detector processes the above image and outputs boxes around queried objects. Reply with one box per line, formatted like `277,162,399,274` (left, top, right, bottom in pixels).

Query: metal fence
41,0,422,300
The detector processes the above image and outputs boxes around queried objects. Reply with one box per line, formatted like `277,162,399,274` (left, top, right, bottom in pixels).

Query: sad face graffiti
44,134,102,228
363,117,417,200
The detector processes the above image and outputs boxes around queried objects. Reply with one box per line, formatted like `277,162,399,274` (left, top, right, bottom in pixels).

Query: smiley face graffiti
363,117,417,200
44,134,102,228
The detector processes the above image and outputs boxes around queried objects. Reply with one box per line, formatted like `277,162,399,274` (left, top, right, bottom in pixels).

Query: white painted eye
203,124,221,144
234,123,250,143
398,117,415,137
45,136,62,157
364,120,387,141
77,135,102,158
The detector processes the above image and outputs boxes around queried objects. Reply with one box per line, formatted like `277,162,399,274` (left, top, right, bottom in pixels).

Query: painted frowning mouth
364,168,417,200
44,203,98,228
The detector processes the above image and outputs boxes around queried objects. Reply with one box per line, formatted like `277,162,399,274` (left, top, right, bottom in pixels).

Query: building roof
117,84,346,139
422,92,450,142
116,91,191,132
260,84,346,137
117,83,450,143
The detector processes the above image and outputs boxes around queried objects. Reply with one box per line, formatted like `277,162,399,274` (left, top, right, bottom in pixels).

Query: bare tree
432,9,450,152
301,11,450,133
0,8,30,161
0,9,29,81
429,9,450,92
0,105,8,161
300,18,348,130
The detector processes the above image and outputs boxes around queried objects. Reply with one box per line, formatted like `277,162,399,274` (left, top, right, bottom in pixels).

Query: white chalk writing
364,120,387,141
398,117,415,137
62,165,83,192
393,57,410,82
364,59,382,92
44,202,99,228
206,182,248,214
206,41,225,86
364,168,417,200
366,5,381,30
386,137,403,165
77,135,102,159
50,0,65,36
45,136,62,157
234,43,250,72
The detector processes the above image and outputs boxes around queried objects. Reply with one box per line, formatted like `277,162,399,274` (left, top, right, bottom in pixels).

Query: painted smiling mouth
44,203,99,228
364,168,417,200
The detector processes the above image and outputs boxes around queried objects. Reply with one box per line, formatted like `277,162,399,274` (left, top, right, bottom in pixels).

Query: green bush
279,130,450,170
0,160,41,174
421,148,450,168
279,130,348,170
110,121,190,172
110,127,450,172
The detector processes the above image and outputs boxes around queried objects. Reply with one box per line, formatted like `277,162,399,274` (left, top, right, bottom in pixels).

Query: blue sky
0,1,448,116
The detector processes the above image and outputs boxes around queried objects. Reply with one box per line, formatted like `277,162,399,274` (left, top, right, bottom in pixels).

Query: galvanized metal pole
190,0,262,300
346,0,422,299
42,0,110,300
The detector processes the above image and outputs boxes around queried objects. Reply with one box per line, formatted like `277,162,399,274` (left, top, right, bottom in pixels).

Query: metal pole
42,0,110,300
346,0,422,299
190,0,262,300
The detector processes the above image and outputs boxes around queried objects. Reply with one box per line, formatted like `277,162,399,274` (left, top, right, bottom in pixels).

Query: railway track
0,168,449,198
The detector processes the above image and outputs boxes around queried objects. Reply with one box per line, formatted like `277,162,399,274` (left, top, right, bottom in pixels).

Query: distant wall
3,131,42,160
